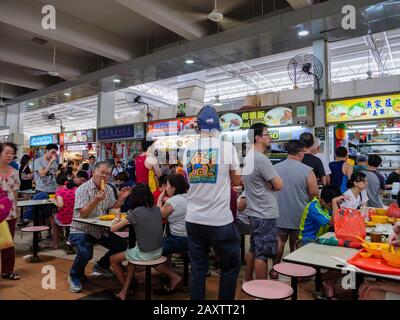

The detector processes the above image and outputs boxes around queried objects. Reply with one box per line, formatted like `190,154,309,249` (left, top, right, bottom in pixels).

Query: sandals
269,269,279,280
2,272,21,280
154,284,178,296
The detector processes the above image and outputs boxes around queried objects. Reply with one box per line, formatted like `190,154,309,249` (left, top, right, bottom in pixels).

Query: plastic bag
334,208,366,247
0,220,13,250
387,203,400,218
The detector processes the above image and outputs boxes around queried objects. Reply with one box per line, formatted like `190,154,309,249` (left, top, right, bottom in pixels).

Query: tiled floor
0,228,352,300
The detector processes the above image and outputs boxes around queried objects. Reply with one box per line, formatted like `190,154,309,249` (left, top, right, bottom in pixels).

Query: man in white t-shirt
184,105,241,300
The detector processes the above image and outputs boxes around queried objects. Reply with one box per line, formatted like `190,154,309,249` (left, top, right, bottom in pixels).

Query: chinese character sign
326,93,400,123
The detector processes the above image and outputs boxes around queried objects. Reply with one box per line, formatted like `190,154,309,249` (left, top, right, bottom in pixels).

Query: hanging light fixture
213,74,223,107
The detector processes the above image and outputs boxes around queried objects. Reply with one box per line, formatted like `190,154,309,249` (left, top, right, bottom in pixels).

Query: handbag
0,220,13,250
0,188,12,223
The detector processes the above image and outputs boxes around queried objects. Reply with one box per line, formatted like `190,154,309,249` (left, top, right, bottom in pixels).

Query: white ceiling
23,26,400,137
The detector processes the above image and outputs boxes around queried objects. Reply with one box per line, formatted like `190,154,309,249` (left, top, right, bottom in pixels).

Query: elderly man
68,161,131,293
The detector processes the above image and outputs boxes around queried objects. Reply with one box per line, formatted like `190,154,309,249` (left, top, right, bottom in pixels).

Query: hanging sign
326,93,400,123
63,130,95,144
219,102,314,130
97,124,135,141
147,117,198,137
30,134,58,147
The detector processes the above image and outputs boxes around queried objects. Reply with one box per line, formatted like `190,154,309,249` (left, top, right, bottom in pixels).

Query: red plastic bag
387,203,400,218
334,208,366,246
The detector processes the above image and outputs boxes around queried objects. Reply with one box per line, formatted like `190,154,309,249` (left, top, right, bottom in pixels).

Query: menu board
326,93,400,123
30,134,58,147
61,129,95,144
147,117,198,137
219,102,313,130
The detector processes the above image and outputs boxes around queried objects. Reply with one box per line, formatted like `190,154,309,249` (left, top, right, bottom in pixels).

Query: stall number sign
269,131,279,140
326,93,400,123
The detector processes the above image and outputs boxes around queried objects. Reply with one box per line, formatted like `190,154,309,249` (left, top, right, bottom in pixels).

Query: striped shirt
70,178,116,239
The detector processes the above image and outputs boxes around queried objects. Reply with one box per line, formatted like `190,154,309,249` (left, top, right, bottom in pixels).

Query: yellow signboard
325,93,400,123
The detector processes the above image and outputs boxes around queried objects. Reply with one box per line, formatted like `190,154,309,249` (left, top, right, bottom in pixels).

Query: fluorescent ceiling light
298,30,309,37
27,102,35,106
64,92,71,97
113,78,121,83
349,124,376,129
66,116,75,120
185,59,194,65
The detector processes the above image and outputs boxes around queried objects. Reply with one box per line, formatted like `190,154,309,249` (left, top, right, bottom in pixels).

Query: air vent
30,37,48,45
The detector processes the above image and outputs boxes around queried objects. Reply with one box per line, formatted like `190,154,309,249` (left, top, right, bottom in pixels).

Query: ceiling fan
25,46,60,77
0,83,5,107
184,0,244,29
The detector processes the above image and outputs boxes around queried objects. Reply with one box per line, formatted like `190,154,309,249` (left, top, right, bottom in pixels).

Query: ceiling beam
0,0,138,62
1,84,30,99
114,0,207,40
0,62,58,89
0,32,89,80
286,0,312,9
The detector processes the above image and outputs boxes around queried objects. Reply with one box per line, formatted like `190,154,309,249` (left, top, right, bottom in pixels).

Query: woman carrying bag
0,143,21,280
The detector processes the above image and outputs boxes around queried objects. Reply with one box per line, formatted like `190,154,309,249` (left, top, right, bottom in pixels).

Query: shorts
249,217,277,260
126,246,162,261
277,227,299,239
236,219,251,235
162,234,188,256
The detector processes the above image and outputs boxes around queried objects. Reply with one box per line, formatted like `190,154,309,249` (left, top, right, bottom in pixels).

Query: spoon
356,236,369,244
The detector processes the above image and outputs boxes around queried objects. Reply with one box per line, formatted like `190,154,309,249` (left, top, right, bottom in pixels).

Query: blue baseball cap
197,105,221,131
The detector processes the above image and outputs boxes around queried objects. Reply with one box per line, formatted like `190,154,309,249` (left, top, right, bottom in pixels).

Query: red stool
273,262,316,300
129,256,167,300
21,226,50,262
242,280,293,300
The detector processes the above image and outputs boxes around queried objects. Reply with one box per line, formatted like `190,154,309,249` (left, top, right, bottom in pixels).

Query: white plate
219,113,243,130
264,107,292,126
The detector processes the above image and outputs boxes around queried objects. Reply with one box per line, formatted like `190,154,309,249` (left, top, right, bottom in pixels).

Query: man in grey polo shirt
68,161,132,293
33,143,59,194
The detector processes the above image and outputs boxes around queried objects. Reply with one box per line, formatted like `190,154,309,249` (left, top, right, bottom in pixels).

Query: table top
73,217,113,228
284,241,400,281
17,199,52,207
18,189,36,194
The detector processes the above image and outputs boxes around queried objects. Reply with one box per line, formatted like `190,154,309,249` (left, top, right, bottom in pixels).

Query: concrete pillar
313,39,330,162
97,91,116,128
177,71,206,117
6,104,24,157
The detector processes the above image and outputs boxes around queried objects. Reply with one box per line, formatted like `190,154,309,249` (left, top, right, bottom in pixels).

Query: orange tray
347,249,400,276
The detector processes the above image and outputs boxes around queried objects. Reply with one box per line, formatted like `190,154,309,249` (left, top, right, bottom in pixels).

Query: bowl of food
362,242,390,258
382,247,400,267
371,215,389,224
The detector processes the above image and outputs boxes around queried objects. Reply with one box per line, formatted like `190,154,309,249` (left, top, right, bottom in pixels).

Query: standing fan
287,54,323,104
41,111,64,132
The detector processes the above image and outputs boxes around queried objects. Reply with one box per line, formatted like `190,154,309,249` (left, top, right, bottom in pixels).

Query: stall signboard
97,124,135,141
326,93,400,123
61,129,95,144
66,144,93,152
219,102,314,130
30,134,58,147
147,117,198,137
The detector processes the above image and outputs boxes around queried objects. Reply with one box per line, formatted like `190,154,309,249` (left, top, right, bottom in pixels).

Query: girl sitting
337,172,369,210
155,174,189,294
110,183,163,300
49,175,77,249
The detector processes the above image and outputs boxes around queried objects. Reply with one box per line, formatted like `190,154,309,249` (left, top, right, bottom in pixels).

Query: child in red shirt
49,175,77,249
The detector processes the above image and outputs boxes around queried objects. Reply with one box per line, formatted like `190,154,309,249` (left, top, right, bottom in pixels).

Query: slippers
2,272,21,280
